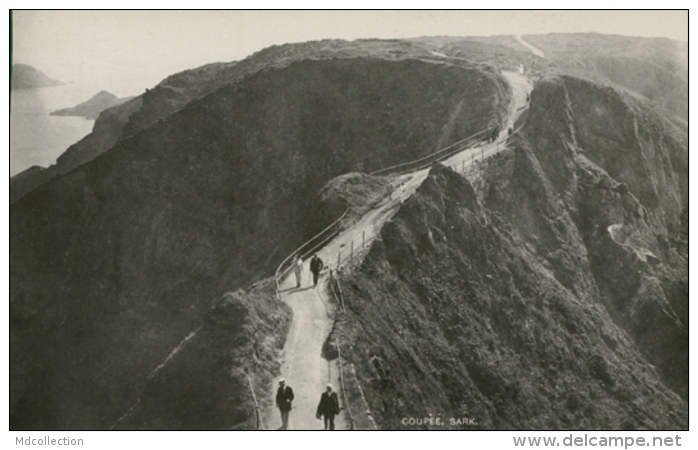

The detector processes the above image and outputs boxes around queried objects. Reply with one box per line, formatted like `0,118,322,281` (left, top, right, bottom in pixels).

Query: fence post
337,251,341,270
350,240,354,260
362,231,365,249
337,337,355,430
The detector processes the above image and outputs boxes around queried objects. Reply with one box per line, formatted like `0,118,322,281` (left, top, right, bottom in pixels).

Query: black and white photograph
7,9,689,441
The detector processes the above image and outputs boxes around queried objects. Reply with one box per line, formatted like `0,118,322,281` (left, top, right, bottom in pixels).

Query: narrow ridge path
261,175,421,430
263,70,532,430
262,261,346,430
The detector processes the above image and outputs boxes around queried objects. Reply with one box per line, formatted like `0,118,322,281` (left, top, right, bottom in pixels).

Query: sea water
10,83,99,177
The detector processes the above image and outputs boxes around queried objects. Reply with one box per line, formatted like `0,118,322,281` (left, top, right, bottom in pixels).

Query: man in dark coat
316,383,340,430
310,254,324,287
490,125,499,143
276,378,294,430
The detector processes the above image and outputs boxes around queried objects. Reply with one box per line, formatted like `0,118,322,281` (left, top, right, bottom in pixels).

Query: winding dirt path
263,70,532,430
516,35,545,58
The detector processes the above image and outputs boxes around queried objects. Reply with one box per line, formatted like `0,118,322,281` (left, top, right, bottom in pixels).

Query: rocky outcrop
337,160,686,429
483,75,687,396
113,280,291,430
12,64,61,89
51,90,131,119
317,173,393,228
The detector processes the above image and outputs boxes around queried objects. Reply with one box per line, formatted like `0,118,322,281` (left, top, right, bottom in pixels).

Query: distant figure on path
490,125,499,143
292,254,303,288
316,384,341,430
276,378,295,430
310,254,324,287
508,127,513,137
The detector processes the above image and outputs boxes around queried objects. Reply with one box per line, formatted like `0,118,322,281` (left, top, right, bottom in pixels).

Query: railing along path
272,89,530,429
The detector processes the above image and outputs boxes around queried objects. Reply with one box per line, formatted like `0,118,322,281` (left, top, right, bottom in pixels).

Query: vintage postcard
8,10,688,443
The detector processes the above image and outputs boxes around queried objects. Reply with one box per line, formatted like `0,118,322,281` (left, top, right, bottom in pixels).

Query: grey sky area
12,10,688,96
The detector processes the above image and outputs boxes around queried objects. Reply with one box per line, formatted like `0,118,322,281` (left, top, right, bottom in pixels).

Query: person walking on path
310,254,324,287
292,254,303,288
490,125,500,143
276,378,294,430
316,384,341,430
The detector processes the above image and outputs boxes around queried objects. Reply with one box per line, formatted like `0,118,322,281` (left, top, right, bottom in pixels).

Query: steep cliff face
480,74,688,401
114,280,291,430
337,164,686,430
334,75,686,429
10,57,507,429
524,77,688,398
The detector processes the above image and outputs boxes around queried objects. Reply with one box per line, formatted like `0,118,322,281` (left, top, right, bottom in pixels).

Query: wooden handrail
275,103,530,298
336,337,355,430
274,209,349,298
370,128,489,176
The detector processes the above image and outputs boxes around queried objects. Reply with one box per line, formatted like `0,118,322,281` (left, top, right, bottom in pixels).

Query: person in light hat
292,255,303,288
275,378,294,430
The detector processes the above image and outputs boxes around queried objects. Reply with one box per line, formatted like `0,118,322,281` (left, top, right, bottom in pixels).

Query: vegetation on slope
335,163,686,430
10,57,506,430
114,280,291,430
